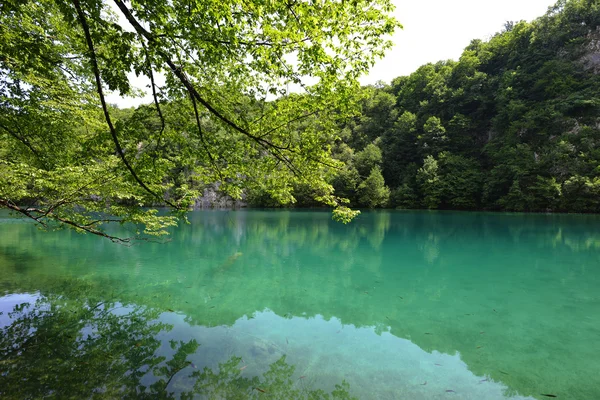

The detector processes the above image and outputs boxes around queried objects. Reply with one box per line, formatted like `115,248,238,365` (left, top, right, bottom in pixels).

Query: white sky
107,0,557,107
361,0,557,85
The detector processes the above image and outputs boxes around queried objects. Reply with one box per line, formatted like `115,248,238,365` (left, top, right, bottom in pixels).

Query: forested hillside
2,0,600,242
252,0,600,212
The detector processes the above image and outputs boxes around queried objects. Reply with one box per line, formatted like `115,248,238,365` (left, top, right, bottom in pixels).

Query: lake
1,210,599,399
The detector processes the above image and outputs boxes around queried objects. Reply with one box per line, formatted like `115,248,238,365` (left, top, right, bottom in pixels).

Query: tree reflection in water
0,283,355,399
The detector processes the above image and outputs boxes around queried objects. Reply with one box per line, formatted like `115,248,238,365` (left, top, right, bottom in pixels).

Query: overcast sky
107,0,558,107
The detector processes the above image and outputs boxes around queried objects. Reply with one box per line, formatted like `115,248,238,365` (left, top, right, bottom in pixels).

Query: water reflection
1,286,534,399
1,210,599,399
0,287,356,399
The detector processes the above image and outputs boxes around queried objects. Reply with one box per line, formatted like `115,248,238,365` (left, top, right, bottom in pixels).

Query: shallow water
1,210,599,399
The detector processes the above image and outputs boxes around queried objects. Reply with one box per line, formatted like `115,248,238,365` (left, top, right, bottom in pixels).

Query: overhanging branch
72,0,179,209
0,198,130,244
112,0,296,154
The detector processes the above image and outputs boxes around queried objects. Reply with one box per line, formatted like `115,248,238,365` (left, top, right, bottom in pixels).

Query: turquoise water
1,210,599,399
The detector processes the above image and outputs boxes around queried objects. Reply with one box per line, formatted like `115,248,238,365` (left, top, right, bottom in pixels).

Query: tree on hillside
354,142,383,178
416,155,441,209
418,116,447,157
343,85,396,150
0,0,399,240
357,166,390,208
380,110,418,187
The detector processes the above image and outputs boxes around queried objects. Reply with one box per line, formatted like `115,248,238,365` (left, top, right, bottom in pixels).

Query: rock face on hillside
194,184,246,209
581,28,600,73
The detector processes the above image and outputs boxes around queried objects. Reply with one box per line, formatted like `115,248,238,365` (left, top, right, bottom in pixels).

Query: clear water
1,210,599,399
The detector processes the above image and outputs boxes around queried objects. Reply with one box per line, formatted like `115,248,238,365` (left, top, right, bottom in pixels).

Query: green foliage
0,0,400,239
365,0,600,214
354,142,383,177
332,206,361,224
389,184,419,209
529,176,562,211
437,152,483,209
330,165,361,203
357,166,390,208
561,175,600,212
416,156,441,209
381,111,418,187
343,85,397,150
3,0,600,221
419,116,448,156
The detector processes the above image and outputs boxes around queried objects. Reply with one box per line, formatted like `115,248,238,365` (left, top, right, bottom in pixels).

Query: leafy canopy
0,0,399,241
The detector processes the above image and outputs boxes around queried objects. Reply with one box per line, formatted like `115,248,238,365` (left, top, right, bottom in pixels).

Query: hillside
254,0,600,213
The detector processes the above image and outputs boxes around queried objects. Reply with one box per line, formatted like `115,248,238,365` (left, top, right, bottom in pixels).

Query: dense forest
251,0,600,213
2,0,600,241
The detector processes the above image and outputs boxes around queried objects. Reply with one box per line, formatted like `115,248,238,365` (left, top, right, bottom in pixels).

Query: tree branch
112,0,295,153
0,199,130,243
189,93,224,182
72,0,178,209
258,110,320,139
0,122,43,161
